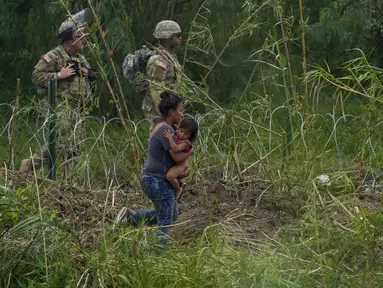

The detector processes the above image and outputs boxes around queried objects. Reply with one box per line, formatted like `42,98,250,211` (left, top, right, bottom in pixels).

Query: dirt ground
4,169,296,247
4,169,382,250
124,178,298,241
171,179,296,243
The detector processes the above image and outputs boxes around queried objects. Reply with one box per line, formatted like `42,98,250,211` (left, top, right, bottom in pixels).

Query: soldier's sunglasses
173,33,182,39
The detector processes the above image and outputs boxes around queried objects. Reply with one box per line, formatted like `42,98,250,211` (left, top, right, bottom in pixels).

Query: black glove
87,68,98,82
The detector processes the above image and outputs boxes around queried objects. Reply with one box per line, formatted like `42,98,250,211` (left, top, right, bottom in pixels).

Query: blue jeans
131,174,178,237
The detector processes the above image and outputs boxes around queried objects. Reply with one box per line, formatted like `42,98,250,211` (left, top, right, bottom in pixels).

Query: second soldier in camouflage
143,20,183,126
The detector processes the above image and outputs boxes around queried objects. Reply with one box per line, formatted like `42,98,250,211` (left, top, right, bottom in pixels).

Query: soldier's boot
19,159,32,173
19,158,43,173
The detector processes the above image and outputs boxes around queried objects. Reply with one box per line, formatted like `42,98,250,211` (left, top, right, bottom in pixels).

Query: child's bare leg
167,161,188,199
178,159,189,180
168,178,181,199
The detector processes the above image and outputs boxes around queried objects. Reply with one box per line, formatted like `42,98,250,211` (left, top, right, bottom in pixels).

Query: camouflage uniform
142,20,183,126
143,45,182,124
20,45,92,172
32,44,92,106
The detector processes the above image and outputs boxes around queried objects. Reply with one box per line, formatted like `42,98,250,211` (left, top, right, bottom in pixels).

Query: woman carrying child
114,91,193,242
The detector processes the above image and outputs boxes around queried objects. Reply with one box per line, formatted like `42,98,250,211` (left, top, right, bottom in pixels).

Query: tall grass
1,0,383,287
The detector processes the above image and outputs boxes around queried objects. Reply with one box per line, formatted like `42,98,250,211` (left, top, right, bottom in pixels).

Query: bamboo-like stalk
182,0,208,69
193,62,257,178
57,1,142,179
231,136,242,181
298,0,311,159
201,1,270,83
86,0,131,122
8,78,20,170
86,1,144,178
57,0,128,131
275,4,295,163
298,0,308,115
57,0,134,131
277,4,296,105
30,147,49,281
260,66,268,99
232,121,276,189
193,34,282,182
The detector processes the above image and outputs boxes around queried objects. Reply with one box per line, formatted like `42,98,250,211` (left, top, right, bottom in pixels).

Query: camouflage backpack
122,45,156,93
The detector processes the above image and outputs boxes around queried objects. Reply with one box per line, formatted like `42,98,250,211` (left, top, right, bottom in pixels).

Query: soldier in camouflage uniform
143,20,183,126
19,13,95,173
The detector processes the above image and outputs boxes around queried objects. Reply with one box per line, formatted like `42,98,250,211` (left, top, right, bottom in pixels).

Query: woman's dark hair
158,91,182,118
180,118,199,142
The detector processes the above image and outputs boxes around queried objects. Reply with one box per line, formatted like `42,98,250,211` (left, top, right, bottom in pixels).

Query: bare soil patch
4,169,381,250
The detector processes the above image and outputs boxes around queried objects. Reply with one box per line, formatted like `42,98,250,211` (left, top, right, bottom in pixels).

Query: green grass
1,182,383,287
1,92,383,286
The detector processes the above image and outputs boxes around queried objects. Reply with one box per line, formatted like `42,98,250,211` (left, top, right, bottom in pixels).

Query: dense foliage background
1,0,383,114
2,1,383,287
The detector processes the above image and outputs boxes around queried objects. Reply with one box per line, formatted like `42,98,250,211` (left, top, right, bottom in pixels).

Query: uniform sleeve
146,55,168,108
31,56,59,87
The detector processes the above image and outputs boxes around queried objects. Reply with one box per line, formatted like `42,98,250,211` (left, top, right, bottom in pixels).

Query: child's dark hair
158,91,182,118
180,118,199,142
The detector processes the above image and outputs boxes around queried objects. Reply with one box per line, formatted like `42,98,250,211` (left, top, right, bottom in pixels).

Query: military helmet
58,8,93,41
153,20,181,39
58,19,78,40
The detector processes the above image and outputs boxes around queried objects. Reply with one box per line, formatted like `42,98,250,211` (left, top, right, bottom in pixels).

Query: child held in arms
163,118,198,199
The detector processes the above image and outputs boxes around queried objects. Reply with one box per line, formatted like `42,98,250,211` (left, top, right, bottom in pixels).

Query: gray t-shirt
142,123,176,176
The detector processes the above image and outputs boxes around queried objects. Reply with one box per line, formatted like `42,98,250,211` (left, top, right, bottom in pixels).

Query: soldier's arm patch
42,54,52,63
156,60,167,70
